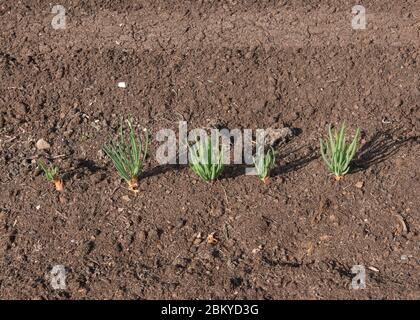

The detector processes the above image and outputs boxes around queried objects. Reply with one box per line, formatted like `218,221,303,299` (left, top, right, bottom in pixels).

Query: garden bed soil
0,1,419,299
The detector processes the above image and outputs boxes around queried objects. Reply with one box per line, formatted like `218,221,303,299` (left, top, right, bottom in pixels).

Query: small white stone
368,266,379,272
36,205,41,210
36,138,50,150
117,82,127,88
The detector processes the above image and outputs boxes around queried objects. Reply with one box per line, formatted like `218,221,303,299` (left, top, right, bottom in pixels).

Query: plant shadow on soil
222,164,249,179
351,128,418,173
58,129,415,183
270,127,320,176
62,159,105,181
75,159,103,173
272,145,319,177
139,163,188,179
221,127,315,179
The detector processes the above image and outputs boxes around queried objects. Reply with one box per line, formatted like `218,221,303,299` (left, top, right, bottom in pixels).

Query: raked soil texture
0,1,419,299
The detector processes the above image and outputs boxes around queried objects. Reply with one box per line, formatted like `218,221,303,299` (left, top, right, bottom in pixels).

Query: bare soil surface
0,1,419,299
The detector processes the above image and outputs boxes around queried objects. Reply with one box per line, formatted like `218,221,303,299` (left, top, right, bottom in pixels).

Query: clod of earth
207,232,218,245
53,178,64,192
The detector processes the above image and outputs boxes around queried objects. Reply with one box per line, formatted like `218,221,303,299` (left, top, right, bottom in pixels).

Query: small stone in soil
148,228,160,240
15,103,28,115
355,181,364,189
137,230,147,242
193,237,203,246
36,138,51,150
176,218,186,228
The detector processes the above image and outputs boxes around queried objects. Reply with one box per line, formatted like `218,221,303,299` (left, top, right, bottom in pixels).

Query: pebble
355,181,364,189
63,129,73,137
148,228,160,240
15,103,28,115
117,82,127,88
393,98,403,108
176,218,186,229
0,211,5,224
193,238,203,246
36,138,51,150
137,230,147,242
368,266,379,272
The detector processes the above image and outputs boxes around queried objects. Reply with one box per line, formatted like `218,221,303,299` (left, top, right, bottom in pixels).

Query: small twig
55,210,68,220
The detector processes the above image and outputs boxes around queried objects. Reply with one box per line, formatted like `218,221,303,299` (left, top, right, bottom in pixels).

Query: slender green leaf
103,119,148,184
319,124,360,179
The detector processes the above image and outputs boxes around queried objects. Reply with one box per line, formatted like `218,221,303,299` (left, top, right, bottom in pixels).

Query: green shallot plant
253,146,276,184
103,119,148,192
320,123,360,181
188,137,224,182
38,161,64,192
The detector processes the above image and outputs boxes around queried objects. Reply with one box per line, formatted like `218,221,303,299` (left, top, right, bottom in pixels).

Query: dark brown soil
0,1,419,299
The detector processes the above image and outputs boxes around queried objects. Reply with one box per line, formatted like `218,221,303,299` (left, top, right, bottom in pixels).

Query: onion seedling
253,146,276,183
188,137,224,182
103,120,148,192
38,161,64,192
320,123,360,181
